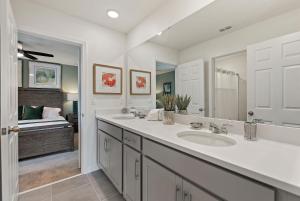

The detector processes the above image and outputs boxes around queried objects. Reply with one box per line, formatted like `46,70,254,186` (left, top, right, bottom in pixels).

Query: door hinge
1,128,7,135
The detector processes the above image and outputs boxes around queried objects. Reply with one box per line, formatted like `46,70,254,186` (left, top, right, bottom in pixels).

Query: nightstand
66,113,78,132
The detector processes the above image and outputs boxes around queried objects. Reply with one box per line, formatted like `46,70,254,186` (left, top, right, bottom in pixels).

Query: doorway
17,32,82,192
155,61,176,108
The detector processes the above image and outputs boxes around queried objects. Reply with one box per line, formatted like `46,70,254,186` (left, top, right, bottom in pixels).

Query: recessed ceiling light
107,10,119,19
157,32,162,36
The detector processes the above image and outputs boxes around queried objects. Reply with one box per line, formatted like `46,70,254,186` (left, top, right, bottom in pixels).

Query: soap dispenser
244,119,263,141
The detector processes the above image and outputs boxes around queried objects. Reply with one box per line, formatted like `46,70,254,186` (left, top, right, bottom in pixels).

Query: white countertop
96,114,300,196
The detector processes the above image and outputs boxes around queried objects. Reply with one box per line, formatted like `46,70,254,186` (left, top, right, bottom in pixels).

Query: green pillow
22,106,44,120
18,105,23,120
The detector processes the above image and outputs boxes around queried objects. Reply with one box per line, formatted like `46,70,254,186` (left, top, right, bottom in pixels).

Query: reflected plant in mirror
176,95,191,114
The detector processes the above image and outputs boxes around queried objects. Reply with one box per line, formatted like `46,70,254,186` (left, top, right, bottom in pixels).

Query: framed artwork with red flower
130,69,151,95
93,64,122,94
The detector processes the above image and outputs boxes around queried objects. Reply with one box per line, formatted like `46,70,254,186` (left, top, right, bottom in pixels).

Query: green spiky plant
176,95,191,111
161,95,176,111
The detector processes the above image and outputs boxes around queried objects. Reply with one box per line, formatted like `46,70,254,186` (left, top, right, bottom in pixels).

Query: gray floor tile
87,171,120,200
19,186,52,201
102,193,125,201
52,175,89,195
53,183,99,201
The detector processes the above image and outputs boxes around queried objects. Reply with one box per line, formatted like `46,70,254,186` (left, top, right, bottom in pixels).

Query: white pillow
43,107,61,119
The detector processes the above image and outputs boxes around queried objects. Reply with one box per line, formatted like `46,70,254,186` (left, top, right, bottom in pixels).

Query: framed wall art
163,82,172,95
29,61,61,89
130,69,151,95
93,64,123,95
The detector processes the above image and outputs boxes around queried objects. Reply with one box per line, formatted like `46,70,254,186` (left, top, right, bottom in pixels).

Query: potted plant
176,95,191,114
161,95,176,125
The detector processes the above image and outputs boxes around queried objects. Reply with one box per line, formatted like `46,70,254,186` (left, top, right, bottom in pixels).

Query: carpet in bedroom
19,150,81,192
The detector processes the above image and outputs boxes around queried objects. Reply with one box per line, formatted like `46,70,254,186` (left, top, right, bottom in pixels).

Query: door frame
210,50,247,118
17,26,88,173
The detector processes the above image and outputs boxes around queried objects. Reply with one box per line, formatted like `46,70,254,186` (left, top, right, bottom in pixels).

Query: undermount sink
112,114,135,120
177,131,236,147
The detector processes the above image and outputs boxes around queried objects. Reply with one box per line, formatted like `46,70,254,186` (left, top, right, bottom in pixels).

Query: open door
0,0,19,200
175,59,205,115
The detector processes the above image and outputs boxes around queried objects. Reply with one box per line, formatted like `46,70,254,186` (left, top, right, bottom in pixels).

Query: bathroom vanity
96,115,300,201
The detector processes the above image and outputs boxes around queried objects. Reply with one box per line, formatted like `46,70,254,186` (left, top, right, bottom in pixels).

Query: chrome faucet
209,123,232,134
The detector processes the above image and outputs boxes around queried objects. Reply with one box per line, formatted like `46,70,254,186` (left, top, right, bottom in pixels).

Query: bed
18,88,74,160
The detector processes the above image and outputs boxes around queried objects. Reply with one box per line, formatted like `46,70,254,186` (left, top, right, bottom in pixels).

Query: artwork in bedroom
93,64,123,94
163,82,172,95
29,61,61,89
130,69,151,95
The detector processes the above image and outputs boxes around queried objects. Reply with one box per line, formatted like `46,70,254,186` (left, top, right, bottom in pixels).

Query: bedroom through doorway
17,32,82,192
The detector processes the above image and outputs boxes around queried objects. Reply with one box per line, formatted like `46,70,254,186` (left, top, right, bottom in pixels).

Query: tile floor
19,170,125,201
19,150,80,192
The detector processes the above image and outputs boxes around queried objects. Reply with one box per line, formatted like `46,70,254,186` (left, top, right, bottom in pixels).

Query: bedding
22,105,44,120
42,107,61,119
18,116,69,130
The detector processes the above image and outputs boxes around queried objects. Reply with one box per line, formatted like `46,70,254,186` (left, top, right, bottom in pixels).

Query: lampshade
66,93,78,101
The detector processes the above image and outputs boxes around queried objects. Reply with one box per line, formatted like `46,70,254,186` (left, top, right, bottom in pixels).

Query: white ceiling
151,0,300,50
18,32,80,66
28,0,169,33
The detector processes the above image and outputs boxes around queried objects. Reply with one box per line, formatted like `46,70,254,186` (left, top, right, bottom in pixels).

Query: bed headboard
18,88,63,111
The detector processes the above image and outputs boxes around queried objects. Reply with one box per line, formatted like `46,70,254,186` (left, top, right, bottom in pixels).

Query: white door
176,59,205,115
123,146,141,201
0,0,19,200
247,31,300,127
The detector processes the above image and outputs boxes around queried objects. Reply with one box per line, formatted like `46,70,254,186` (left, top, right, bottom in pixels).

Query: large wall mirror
127,0,300,127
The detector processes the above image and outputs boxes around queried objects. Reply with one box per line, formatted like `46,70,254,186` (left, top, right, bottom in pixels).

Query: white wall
127,0,216,50
11,0,127,173
127,42,178,108
179,8,300,116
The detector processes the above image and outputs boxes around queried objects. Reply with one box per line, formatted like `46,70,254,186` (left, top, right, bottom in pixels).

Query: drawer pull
124,137,131,142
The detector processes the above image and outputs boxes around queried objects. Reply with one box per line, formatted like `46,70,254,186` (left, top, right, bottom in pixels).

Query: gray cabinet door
123,146,141,201
107,135,123,193
143,157,182,201
182,180,220,201
98,130,109,171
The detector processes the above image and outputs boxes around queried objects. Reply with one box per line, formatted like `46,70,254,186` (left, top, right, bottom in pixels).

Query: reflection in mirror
128,0,300,127
213,51,247,121
156,61,176,109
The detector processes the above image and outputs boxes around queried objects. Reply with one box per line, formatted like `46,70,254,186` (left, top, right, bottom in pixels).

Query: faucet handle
220,123,233,134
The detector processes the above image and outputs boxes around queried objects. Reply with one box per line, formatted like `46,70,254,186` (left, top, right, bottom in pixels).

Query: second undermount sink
112,114,135,120
177,131,236,147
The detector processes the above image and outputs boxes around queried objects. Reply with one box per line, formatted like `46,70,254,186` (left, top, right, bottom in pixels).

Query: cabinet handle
124,137,131,142
104,138,107,151
183,191,192,201
134,159,139,179
175,185,181,201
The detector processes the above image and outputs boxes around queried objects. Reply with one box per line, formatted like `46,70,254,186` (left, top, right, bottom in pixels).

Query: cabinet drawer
143,139,275,201
123,130,141,151
98,120,122,141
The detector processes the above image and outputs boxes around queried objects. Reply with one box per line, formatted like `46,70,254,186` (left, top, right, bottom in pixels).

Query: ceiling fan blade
23,52,38,60
23,50,54,57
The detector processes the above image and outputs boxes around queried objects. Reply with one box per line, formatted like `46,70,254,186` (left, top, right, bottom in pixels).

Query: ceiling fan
17,41,54,60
